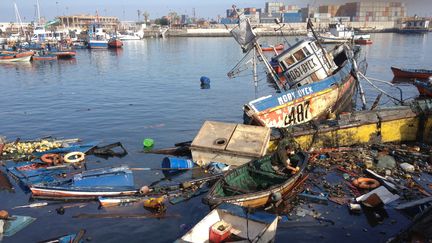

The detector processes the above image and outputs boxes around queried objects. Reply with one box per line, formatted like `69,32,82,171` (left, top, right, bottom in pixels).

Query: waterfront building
57,15,119,32
337,2,406,22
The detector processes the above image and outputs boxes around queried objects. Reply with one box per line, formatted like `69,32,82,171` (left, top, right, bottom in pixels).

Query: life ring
63,152,85,163
352,177,380,190
41,153,63,164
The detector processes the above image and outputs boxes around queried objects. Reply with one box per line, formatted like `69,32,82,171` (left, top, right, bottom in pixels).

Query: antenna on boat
307,19,332,76
228,5,285,92
273,18,291,48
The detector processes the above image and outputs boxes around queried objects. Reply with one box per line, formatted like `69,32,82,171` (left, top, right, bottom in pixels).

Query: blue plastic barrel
162,157,194,170
200,76,210,85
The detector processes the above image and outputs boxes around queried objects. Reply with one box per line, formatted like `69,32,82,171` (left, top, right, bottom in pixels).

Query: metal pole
253,47,258,98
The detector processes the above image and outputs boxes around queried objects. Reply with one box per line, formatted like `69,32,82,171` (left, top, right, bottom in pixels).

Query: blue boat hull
88,41,108,49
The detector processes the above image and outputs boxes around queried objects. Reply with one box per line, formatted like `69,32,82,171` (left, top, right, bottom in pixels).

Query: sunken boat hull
203,152,308,208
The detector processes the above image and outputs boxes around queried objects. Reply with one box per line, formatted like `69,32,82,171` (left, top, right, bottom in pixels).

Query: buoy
200,76,210,85
64,152,85,163
143,138,154,148
41,153,63,164
352,177,380,190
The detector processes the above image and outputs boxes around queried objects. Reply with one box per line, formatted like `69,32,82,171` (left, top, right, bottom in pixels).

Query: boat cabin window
293,50,306,62
303,47,311,56
284,55,295,67
311,42,318,51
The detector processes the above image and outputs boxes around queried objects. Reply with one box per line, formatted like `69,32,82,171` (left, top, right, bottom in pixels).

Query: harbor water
0,33,431,242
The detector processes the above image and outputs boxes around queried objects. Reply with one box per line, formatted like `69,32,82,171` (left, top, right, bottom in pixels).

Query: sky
0,0,430,22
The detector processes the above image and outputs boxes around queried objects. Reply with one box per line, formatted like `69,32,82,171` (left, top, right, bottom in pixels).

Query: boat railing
358,73,404,104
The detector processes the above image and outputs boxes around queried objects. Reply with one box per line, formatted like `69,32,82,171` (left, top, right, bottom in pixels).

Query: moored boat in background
108,37,123,48
391,66,432,79
413,79,432,97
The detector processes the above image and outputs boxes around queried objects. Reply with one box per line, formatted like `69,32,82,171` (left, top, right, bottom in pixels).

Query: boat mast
36,0,41,24
13,2,25,38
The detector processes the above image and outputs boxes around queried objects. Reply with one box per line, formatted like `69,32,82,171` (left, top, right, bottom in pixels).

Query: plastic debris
356,186,400,205
376,155,396,169
400,163,415,173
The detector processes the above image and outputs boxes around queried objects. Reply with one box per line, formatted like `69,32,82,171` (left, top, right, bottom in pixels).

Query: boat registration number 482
284,101,310,126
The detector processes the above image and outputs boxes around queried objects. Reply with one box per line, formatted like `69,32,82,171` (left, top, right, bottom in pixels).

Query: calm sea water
0,33,431,242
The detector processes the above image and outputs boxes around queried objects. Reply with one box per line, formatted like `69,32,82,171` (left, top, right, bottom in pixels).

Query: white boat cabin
272,39,337,88
329,22,354,38
31,26,68,42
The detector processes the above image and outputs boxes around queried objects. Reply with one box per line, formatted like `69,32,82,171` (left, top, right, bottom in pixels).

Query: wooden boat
29,166,137,199
413,79,432,97
108,38,123,48
289,99,432,149
0,51,33,63
203,151,308,208
244,41,364,128
260,43,284,51
391,66,432,79
48,50,76,59
32,53,57,61
177,203,278,243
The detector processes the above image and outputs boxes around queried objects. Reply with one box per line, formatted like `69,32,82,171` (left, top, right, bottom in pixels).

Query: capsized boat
29,166,137,199
391,66,432,79
177,203,278,243
203,151,308,208
413,79,432,97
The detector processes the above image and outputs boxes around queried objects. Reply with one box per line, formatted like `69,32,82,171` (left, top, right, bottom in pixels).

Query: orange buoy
352,177,380,190
40,153,63,165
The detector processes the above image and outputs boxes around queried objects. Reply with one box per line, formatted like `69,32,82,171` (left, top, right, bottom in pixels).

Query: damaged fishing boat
203,150,308,208
227,7,366,128
177,204,278,243
29,166,137,199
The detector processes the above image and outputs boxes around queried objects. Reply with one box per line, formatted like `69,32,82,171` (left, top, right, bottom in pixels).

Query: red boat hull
355,39,372,45
108,39,123,48
391,67,432,79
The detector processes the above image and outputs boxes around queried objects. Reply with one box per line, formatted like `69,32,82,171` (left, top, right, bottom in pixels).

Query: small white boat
177,204,278,243
0,54,32,63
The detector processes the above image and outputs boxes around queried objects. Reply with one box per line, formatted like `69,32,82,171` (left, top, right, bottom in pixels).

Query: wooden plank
226,124,270,157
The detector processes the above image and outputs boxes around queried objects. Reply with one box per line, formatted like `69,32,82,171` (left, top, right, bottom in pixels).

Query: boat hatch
274,40,336,88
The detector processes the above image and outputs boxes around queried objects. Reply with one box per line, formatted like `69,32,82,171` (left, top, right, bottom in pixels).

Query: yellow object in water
143,196,165,209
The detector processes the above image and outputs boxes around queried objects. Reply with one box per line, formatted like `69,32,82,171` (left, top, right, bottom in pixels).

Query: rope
358,72,404,104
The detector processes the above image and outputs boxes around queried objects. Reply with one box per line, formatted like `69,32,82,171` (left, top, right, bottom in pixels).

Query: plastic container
200,76,210,85
209,220,232,243
162,157,194,170
143,138,154,148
